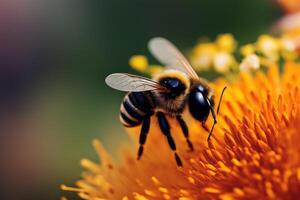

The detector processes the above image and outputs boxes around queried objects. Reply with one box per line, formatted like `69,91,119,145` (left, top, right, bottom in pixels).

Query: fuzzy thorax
152,70,190,115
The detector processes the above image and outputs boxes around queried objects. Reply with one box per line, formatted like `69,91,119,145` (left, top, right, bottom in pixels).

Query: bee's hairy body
120,91,155,127
120,70,214,127
105,37,227,166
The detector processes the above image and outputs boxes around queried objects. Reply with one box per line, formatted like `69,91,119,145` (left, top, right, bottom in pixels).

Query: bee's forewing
105,73,166,92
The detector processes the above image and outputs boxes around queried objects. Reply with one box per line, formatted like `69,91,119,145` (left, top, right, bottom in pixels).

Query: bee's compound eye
196,86,208,96
188,89,210,122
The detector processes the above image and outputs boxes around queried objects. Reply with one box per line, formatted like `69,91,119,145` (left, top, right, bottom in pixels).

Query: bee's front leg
176,115,194,151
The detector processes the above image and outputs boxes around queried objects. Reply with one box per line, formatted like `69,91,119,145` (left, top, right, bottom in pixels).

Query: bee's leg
201,122,209,132
137,115,151,160
176,115,194,151
156,112,183,167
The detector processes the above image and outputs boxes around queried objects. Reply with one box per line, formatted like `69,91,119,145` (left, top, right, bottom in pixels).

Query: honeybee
105,37,226,166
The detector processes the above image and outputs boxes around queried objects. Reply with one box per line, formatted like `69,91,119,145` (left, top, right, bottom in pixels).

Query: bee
105,37,226,166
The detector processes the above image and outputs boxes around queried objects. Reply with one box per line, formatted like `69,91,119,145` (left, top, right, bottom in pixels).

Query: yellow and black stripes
119,92,154,127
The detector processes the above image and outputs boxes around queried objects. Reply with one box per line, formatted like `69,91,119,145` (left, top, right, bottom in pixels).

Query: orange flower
277,0,300,14
276,0,300,51
62,62,300,200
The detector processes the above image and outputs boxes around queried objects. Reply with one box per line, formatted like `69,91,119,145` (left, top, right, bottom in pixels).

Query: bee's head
154,70,190,98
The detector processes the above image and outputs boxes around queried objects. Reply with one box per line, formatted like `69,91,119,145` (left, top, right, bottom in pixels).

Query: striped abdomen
120,92,155,127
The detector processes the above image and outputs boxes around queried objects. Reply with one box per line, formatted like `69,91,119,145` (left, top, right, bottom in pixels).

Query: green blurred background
1,0,282,199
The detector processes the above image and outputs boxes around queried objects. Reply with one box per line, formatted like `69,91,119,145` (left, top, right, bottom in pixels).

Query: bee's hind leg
176,115,194,151
137,115,151,160
156,112,183,167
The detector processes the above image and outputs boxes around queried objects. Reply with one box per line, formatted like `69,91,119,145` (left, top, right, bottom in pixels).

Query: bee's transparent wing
148,37,199,79
105,73,167,92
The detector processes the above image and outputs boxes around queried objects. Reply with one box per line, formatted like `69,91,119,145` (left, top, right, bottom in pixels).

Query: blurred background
0,0,284,199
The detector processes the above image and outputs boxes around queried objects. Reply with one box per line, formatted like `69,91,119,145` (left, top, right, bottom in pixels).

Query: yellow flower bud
216,33,237,53
129,55,149,72
280,37,296,52
213,52,235,73
239,54,260,72
148,65,163,75
192,43,217,70
240,44,255,57
280,37,298,61
256,35,280,60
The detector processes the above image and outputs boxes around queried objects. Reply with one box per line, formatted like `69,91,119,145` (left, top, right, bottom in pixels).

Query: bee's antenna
207,86,227,141
217,86,227,114
207,101,217,142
